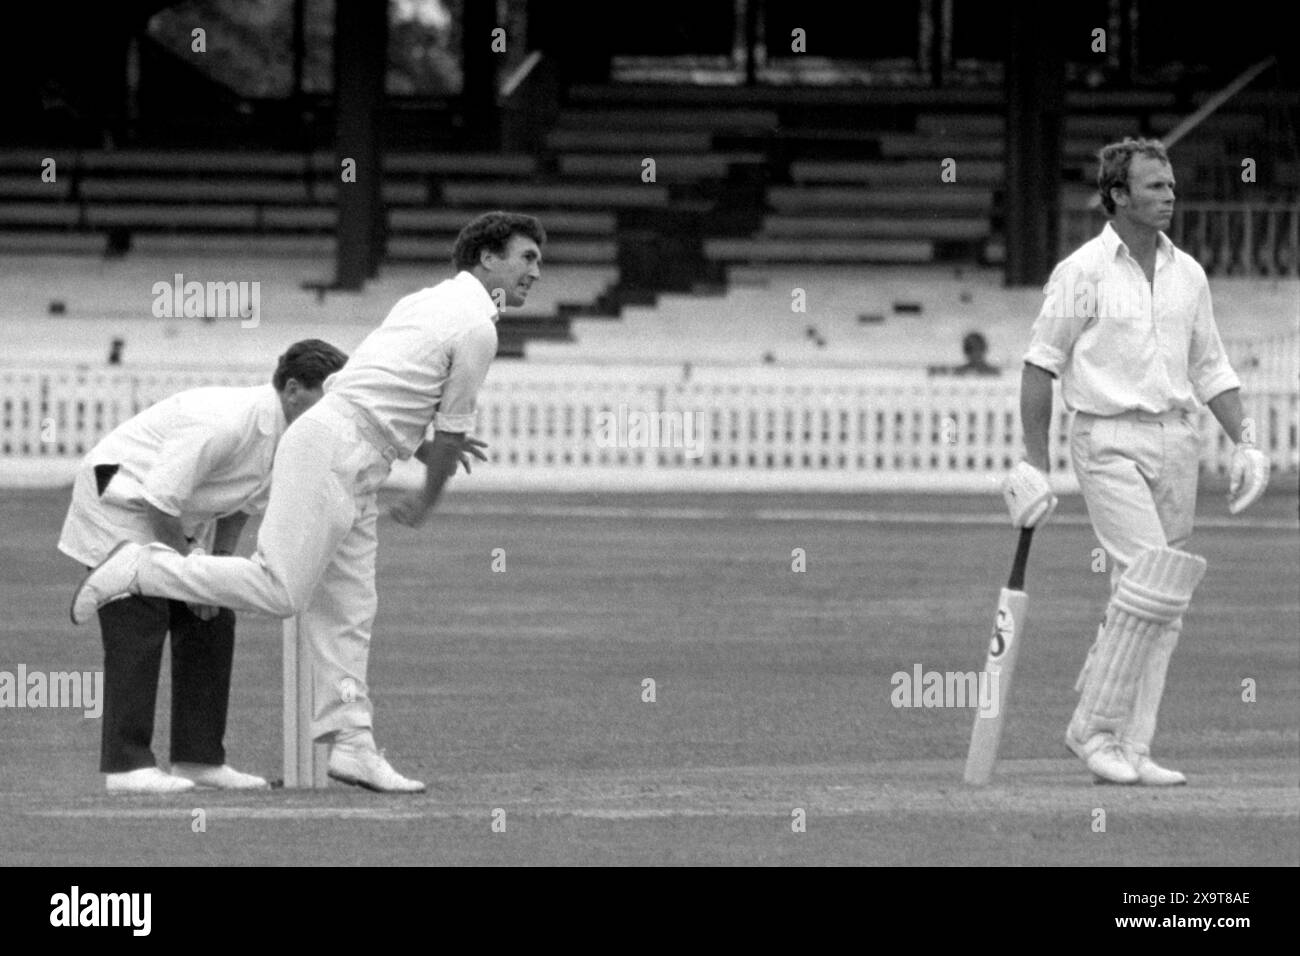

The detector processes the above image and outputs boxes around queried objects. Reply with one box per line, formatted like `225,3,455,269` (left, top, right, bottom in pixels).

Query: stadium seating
2,81,1295,368
0,148,619,267
526,264,1300,370
0,254,618,363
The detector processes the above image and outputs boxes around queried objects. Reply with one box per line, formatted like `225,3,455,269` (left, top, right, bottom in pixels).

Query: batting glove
1228,442,1270,514
1002,460,1058,529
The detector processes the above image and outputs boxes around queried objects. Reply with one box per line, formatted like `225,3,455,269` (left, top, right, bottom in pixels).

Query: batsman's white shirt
58,384,285,567
1024,222,1240,415
325,270,499,456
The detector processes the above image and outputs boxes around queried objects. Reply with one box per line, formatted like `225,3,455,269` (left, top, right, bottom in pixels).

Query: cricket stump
282,616,329,787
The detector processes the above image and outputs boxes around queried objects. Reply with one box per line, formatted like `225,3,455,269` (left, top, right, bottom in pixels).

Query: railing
1225,331,1300,383
1059,202,1300,276
3,361,1296,491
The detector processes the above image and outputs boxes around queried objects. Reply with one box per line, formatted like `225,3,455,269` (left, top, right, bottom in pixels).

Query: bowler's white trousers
1069,407,1202,753
136,394,396,739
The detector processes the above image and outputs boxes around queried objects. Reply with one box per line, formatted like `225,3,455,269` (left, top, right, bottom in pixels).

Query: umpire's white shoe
1065,732,1140,785
171,763,270,790
1126,752,1187,786
328,742,426,793
106,767,196,795
70,540,143,624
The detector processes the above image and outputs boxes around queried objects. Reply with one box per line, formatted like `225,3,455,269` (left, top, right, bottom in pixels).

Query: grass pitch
2,486,1296,865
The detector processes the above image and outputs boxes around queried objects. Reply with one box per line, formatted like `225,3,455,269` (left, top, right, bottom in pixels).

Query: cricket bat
963,527,1034,785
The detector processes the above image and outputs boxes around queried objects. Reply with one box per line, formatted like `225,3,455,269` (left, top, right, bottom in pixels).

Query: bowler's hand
390,492,432,528
415,435,489,474
458,436,489,474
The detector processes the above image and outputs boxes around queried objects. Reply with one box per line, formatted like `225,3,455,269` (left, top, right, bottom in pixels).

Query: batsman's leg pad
1069,548,1205,748
1073,618,1106,693
1120,622,1180,756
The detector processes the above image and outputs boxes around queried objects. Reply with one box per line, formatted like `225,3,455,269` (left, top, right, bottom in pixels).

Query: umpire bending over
1004,138,1270,785
59,340,347,794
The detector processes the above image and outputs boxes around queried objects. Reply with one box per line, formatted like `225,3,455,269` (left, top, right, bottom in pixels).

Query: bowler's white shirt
1024,222,1240,415
325,271,499,457
58,384,286,566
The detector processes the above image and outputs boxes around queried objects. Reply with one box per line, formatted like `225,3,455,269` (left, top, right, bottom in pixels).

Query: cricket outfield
1,486,1295,866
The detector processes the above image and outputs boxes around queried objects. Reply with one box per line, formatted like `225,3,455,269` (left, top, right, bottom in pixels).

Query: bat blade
963,587,1031,785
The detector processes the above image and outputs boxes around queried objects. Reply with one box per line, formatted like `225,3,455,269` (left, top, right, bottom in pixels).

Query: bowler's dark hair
1097,137,1170,214
272,339,348,390
451,211,545,271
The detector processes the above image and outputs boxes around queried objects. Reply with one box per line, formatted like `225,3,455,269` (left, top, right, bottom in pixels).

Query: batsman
1006,137,1270,785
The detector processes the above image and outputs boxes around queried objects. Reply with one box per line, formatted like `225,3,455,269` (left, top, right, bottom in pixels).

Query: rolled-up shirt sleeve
1023,261,1093,377
1186,281,1242,403
432,322,498,433
139,423,236,516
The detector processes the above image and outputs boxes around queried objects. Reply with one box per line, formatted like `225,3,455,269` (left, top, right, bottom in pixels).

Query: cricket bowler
70,211,544,792
1005,137,1270,785
59,339,347,794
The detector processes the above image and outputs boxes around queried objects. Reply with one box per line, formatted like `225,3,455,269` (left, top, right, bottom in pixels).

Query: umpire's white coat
59,384,285,567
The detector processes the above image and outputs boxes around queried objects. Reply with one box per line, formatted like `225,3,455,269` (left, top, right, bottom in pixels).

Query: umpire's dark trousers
95,595,235,773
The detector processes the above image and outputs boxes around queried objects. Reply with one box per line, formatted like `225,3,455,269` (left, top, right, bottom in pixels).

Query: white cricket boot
106,767,196,795
1124,748,1187,786
71,541,143,624
171,763,270,789
328,732,425,793
1065,732,1140,785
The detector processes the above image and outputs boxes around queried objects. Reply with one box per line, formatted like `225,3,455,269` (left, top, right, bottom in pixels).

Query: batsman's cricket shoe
70,540,143,625
171,763,270,790
1065,732,1139,784
328,741,426,793
1124,750,1186,786
106,767,196,795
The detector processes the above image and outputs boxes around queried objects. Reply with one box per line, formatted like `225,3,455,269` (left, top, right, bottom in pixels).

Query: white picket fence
2,361,1296,491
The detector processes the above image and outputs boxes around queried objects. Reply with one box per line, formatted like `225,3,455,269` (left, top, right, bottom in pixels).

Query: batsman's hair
273,339,348,391
1097,137,1170,214
452,211,546,271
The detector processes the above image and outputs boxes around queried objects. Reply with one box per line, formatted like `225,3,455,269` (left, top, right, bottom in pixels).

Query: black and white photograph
0,0,1295,908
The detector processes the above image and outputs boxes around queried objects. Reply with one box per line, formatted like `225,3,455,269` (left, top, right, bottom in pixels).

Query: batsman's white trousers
1069,408,1201,751
137,393,395,739
1071,408,1200,579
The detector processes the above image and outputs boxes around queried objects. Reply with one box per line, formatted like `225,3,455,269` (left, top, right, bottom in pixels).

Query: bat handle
1008,527,1034,591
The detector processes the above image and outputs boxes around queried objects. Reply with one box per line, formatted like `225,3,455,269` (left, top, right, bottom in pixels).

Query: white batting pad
1069,547,1206,747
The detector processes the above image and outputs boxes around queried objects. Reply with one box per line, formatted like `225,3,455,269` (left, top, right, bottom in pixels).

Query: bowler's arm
392,323,497,528
414,431,467,512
